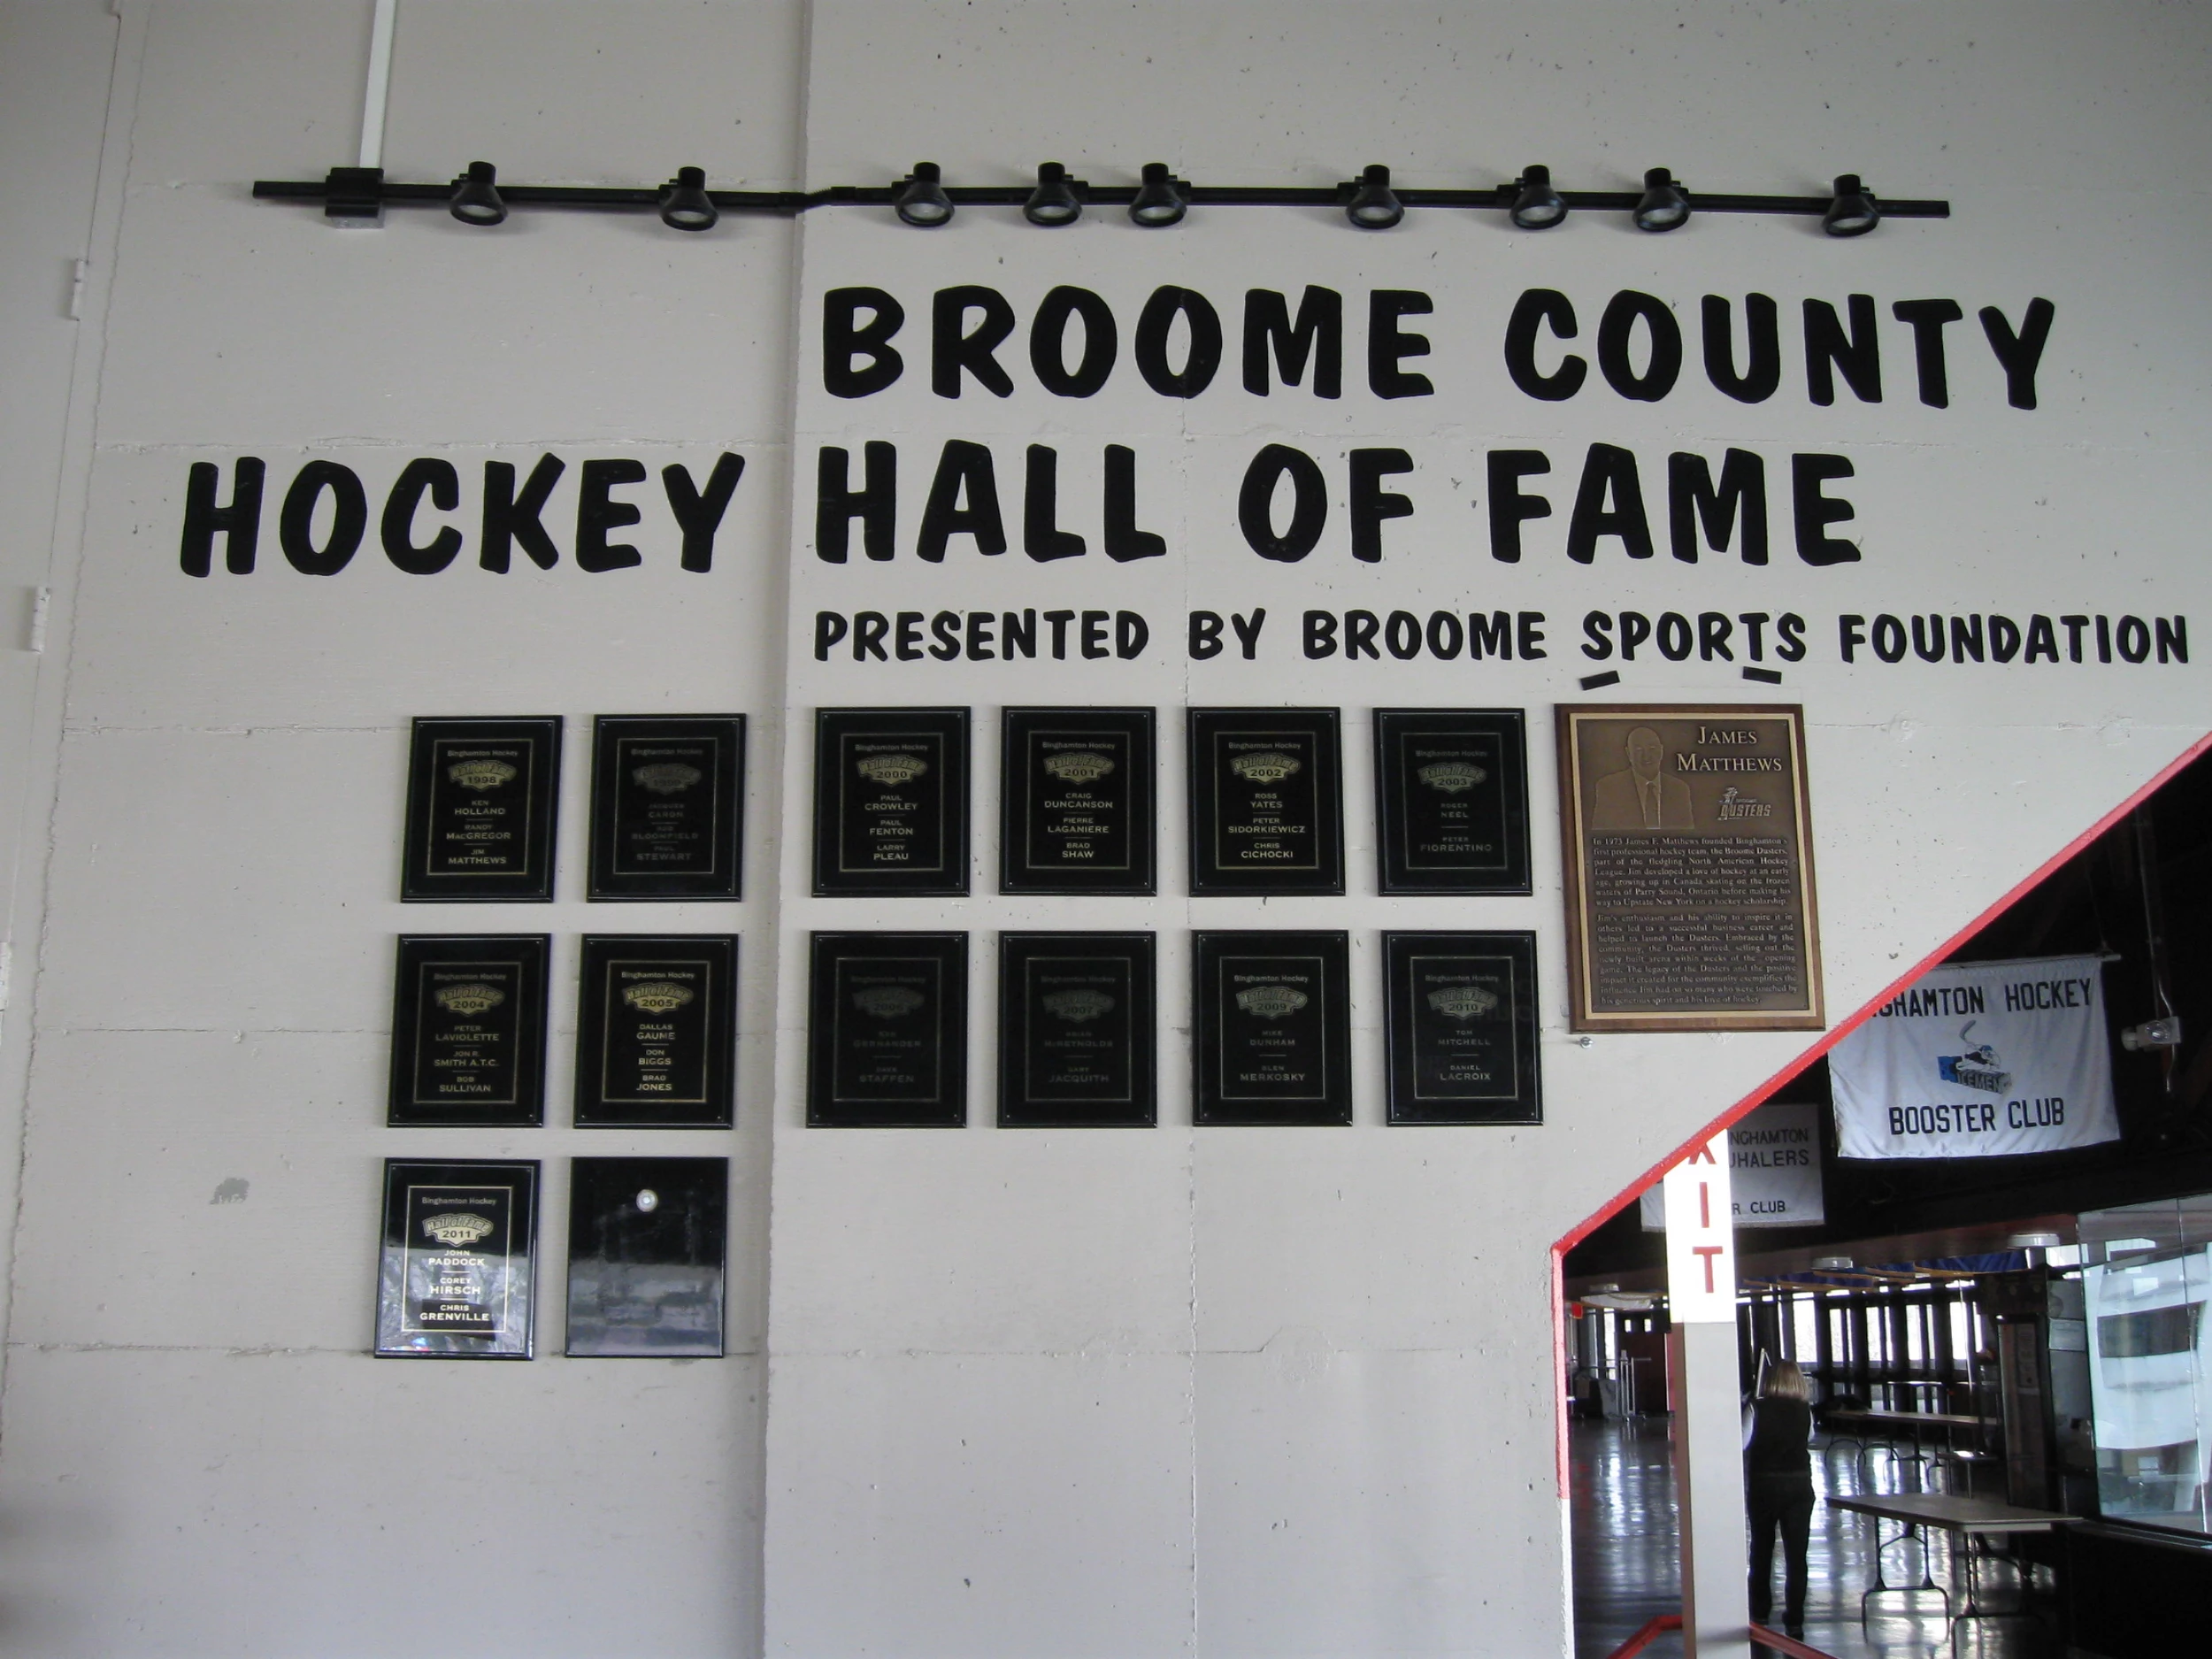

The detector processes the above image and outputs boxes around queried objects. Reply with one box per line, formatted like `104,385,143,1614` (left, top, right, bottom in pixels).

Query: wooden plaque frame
1556,704,1824,1033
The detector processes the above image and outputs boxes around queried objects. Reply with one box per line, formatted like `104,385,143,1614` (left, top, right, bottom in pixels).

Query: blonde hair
1762,1358,1810,1403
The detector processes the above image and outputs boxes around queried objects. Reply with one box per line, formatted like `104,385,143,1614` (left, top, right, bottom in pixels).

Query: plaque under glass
1187,708,1344,895
588,714,745,900
808,932,968,1126
998,932,1156,1127
1000,708,1156,895
375,1158,538,1359
1382,931,1541,1125
388,934,549,1126
565,1156,727,1358
812,708,970,896
401,717,561,901
573,934,736,1128
1192,930,1352,1125
1373,709,1531,895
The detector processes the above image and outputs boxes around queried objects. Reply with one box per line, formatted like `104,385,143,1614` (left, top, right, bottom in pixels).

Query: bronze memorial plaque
1556,705,1823,1033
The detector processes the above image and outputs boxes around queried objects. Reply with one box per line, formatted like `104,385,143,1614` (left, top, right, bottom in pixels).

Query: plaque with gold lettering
1193,931,1351,1125
573,935,736,1128
1374,709,1530,895
1187,708,1344,896
565,1156,726,1358
401,717,561,901
812,709,970,896
1000,709,1156,895
588,715,745,900
1383,932,1540,1125
388,934,549,1126
1556,705,1823,1033
375,1158,537,1359
998,932,1156,1127
807,932,967,1126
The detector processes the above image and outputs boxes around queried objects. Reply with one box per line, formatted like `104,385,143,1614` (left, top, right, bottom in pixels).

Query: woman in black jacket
1743,1358,1816,1639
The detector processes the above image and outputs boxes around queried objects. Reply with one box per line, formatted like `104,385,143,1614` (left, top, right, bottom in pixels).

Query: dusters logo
1235,984,1309,1018
434,982,505,1017
1426,984,1500,1021
1041,988,1115,1023
421,1212,495,1247
621,980,695,1015
1042,750,1114,785
856,751,927,787
446,757,518,791
852,985,925,1019
1417,759,1486,794
1230,751,1301,785
633,761,703,795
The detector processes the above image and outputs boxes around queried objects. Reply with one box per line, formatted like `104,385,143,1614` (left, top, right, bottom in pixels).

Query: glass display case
2079,1194,2212,1536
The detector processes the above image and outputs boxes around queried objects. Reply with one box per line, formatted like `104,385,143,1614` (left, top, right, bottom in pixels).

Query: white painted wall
0,3,2208,1655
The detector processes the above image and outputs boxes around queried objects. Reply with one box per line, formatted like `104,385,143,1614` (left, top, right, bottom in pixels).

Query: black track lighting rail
252,170,1951,223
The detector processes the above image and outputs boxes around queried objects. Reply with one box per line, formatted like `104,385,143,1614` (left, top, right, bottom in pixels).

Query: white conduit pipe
358,0,397,170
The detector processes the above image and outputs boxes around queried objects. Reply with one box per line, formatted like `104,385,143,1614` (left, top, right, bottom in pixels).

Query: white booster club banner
1829,954,2120,1158
1640,1099,1824,1228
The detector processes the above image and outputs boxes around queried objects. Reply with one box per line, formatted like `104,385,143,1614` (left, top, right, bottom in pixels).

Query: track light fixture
1343,164,1402,230
1507,164,1567,229
1024,162,1084,227
1632,167,1690,233
1128,162,1188,227
1822,173,1880,237
657,166,718,232
895,162,954,227
448,160,505,227
265,162,1948,234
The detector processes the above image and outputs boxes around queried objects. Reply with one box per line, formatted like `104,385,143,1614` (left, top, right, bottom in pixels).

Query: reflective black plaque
1373,709,1531,895
1382,931,1541,1125
388,935,549,1126
808,933,967,1126
1187,709,1343,895
573,935,736,1128
1000,708,1156,895
401,717,561,901
1192,931,1351,1125
998,933,1156,1127
588,715,744,900
565,1156,726,1358
375,1158,537,1359
812,709,970,896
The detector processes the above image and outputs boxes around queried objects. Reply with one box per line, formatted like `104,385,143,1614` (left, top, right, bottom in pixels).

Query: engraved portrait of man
1589,725,1694,831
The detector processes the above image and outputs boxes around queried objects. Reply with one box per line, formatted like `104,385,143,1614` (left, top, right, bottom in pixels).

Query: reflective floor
1571,1418,2066,1658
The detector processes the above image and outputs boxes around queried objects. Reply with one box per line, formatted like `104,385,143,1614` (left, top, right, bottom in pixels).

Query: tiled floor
1571,1417,2066,1658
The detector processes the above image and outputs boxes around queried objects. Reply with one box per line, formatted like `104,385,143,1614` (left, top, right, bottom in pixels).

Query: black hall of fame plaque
1000,708,1156,895
813,709,970,896
998,933,1156,1127
388,934,549,1126
1372,709,1531,895
375,1157,538,1359
401,717,562,901
1187,708,1344,895
808,932,968,1126
588,715,745,900
565,1156,728,1359
1192,931,1351,1125
573,934,737,1128
1382,931,1541,1125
